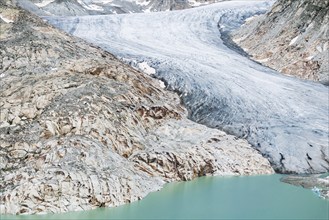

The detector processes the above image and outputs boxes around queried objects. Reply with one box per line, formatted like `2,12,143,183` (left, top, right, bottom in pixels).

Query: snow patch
322,42,328,52
0,14,13,23
158,80,166,89
245,14,259,23
233,36,247,43
135,0,149,6
91,0,115,3
35,0,56,8
305,55,314,61
77,0,104,11
255,58,269,63
242,47,249,52
137,62,156,75
316,42,329,53
190,1,203,7
289,35,299,46
121,58,164,88
86,4,104,11
316,45,323,53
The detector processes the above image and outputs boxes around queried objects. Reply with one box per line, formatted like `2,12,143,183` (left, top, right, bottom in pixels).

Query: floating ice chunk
312,187,324,199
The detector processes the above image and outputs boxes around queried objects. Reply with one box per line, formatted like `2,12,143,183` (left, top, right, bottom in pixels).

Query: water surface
3,174,328,219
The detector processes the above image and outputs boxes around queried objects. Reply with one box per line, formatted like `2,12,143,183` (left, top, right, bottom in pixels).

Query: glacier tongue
46,1,329,173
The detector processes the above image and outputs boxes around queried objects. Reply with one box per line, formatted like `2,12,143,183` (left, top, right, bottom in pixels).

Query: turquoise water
2,174,328,219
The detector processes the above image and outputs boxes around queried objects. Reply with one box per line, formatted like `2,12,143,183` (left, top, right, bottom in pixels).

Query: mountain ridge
18,0,222,16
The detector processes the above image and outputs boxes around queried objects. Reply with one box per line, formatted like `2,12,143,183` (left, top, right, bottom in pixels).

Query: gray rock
281,175,329,199
0,1,273,215
232,0,329,84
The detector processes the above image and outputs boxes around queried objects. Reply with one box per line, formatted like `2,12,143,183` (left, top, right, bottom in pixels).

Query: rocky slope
47,1,329,174
0,1,274,215
18,0,221,16
232,0,329,84
281,175,329,199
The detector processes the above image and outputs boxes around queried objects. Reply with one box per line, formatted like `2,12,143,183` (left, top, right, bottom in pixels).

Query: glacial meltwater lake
2,174,328,219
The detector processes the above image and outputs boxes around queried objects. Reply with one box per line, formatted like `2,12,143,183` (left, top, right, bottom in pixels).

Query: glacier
46,0,329,173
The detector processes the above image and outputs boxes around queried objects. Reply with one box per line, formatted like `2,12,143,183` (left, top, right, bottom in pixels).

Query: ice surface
46,1,329,173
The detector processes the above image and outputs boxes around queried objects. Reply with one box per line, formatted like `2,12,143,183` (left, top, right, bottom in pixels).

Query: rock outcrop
0,1,273,215
281,175,329,199
232,0,329,84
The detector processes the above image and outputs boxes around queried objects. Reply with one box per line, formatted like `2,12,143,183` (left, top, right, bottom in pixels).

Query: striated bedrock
0,1,273,215
232,0,329,84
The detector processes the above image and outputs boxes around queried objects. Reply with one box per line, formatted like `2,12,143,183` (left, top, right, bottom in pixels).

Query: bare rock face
0,1,273,215
281,175,329,199
232,0,329,84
